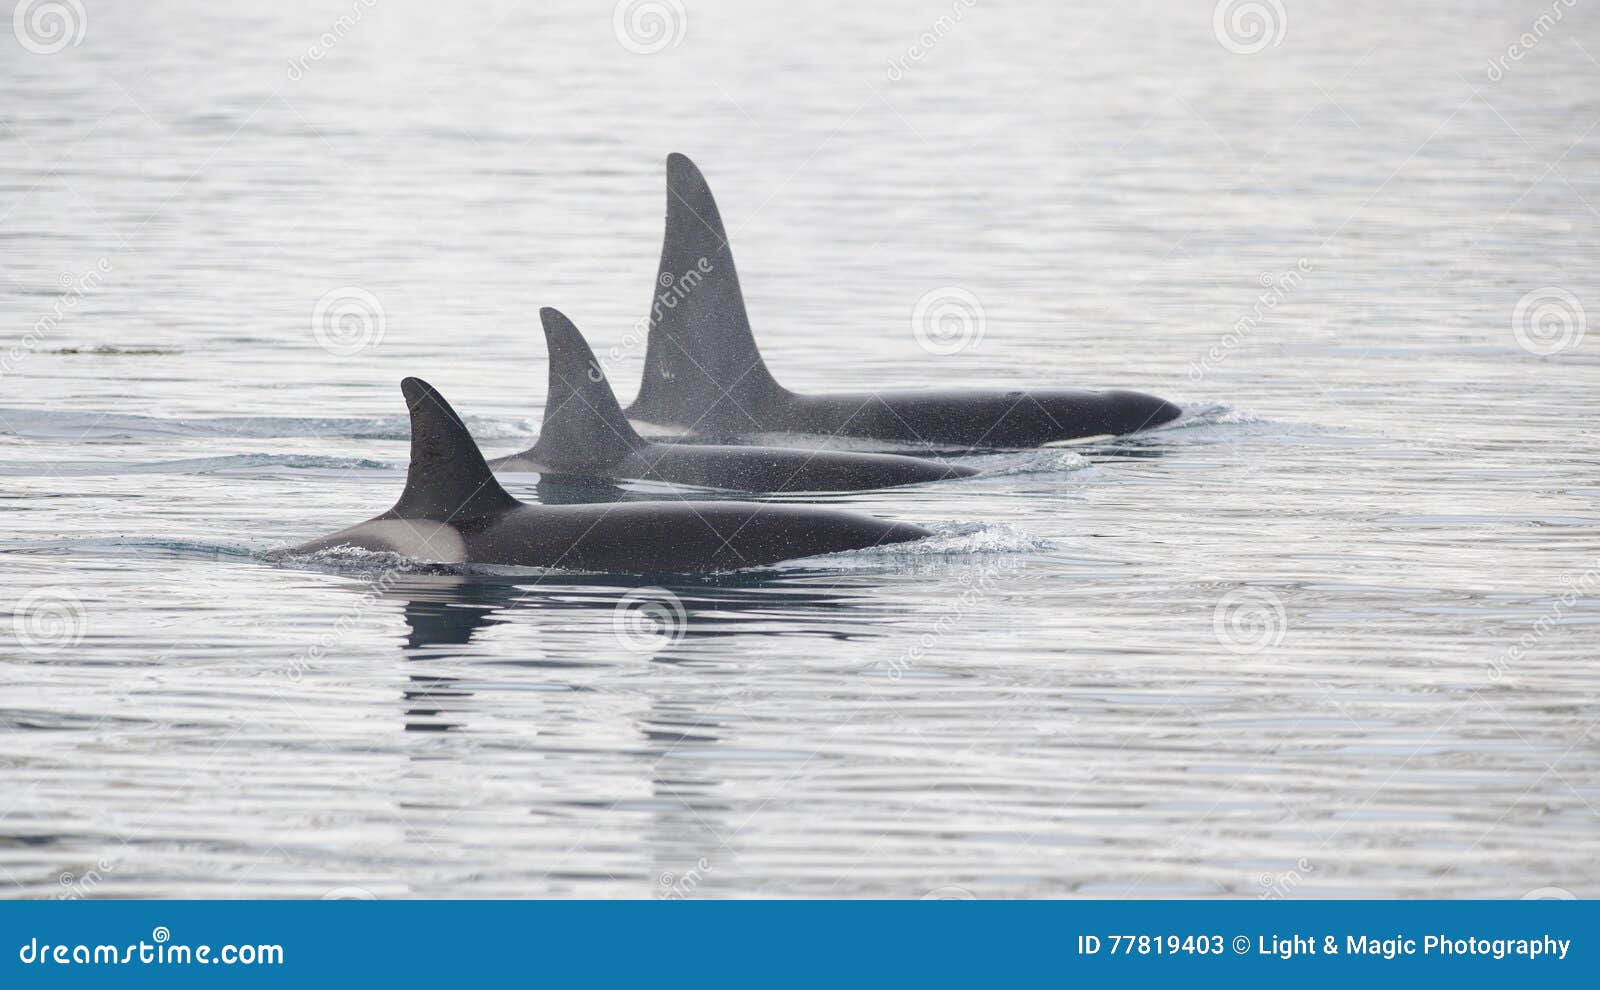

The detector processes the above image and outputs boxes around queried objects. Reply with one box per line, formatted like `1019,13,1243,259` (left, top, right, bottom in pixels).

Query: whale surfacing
287,378,929,573
488,308,977,492
623,153,1183,450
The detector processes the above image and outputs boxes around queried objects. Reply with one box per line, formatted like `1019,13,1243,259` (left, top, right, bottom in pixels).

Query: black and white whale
623,154,1184,450
487,308,977,492
286,378,930,573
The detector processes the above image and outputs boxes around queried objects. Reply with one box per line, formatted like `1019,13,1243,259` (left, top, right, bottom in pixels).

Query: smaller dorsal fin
529,307,645,470
392,377,518,521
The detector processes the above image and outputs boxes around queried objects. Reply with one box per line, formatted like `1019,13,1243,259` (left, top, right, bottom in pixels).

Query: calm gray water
2,0,1597,899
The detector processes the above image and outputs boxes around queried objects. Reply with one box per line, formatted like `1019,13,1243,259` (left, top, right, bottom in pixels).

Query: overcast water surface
1,0,1598,898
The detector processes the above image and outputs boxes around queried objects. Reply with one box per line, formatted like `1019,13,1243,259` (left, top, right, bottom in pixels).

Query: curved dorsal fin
626,153,786,432
529,307,643,469
391,377,517,521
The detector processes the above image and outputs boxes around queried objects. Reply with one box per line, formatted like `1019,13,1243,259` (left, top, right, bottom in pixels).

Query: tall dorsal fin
625,153,787,433
530,307,644,469
391,377,518,521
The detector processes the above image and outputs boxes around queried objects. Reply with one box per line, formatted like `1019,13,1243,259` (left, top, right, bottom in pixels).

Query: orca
286,378,929,573
487,307,977,492
623,153,1184,450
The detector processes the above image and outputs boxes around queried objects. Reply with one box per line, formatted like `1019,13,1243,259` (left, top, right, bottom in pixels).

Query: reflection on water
391,574,885,733
2,0,1598,898
374,573,901,892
